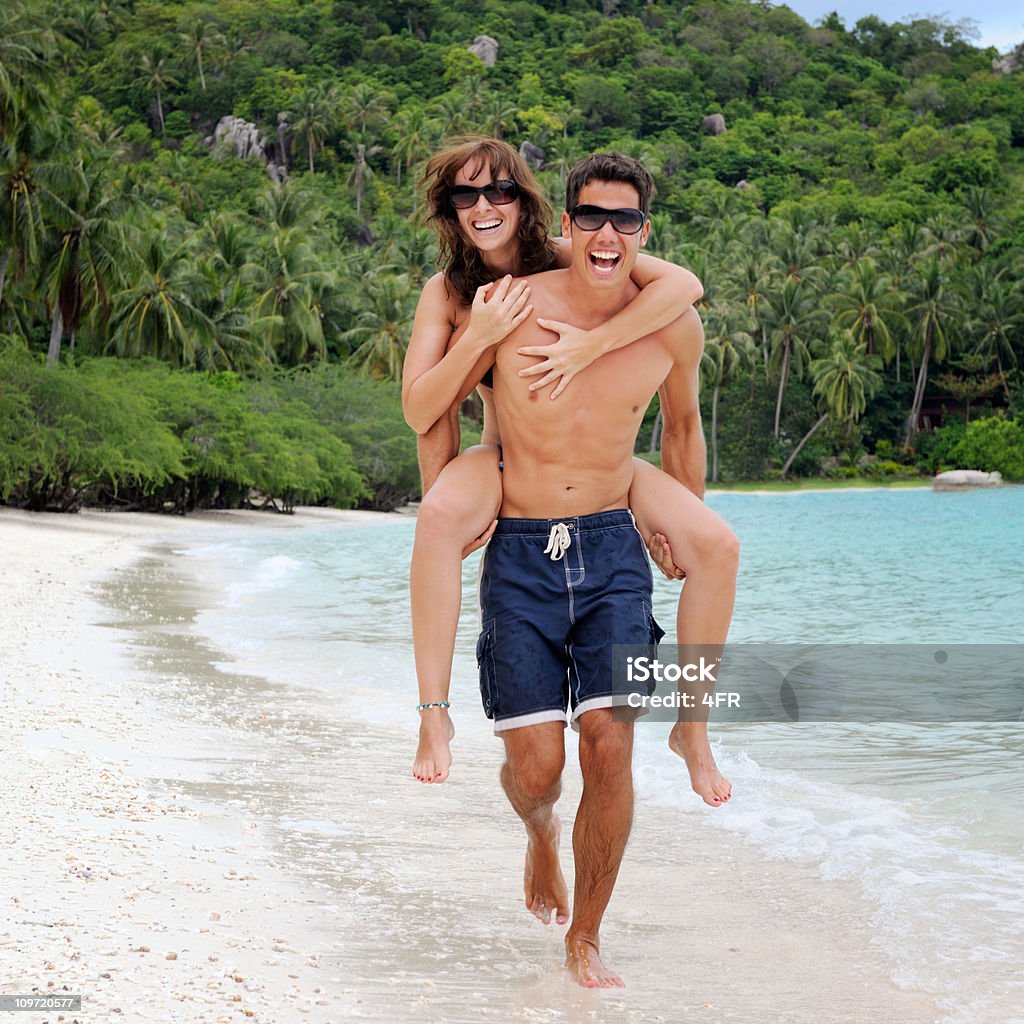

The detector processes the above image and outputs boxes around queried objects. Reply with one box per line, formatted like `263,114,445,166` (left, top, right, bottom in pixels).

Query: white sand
0,507,945,1024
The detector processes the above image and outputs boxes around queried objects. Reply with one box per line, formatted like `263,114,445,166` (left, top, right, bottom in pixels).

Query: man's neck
564,266,635,321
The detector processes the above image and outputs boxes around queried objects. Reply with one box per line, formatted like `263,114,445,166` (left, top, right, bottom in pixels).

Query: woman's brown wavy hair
421,136,558,306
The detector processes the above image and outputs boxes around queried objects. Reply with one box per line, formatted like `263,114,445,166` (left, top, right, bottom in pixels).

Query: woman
403,137,733,808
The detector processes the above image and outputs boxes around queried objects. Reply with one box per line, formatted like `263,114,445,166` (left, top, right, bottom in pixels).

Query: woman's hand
647,532,685,581
462,519,498,559
515,318,604,399
463,276,533,353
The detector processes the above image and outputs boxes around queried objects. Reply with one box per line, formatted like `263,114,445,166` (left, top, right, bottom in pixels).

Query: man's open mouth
590,250,621,272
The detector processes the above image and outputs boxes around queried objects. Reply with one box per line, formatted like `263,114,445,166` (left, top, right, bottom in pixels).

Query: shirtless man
471,154,740,988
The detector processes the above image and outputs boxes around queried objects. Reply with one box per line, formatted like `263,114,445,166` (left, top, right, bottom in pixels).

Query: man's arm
658,307,706,499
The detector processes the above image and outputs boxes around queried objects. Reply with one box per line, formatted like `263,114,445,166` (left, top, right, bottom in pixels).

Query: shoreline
1,507,945,1023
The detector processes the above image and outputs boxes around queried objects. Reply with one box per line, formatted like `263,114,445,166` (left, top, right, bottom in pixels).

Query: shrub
948,416,1024,480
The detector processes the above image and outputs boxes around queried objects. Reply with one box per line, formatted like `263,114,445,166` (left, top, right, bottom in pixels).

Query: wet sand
0,507,944,1023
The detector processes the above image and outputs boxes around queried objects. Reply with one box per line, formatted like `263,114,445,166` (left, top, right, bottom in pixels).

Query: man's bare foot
412,712,454,783
524,815,570,925
668,723,732,806
565,934,624,988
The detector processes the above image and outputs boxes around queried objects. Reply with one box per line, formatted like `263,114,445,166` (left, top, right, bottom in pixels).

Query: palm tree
481,94,519,141
108,218,215,367
347,138,381,219
341,81,390,136
781,332,882,477
768,219,826,285
180,19,221,93
255,182,317,232
389,106,438,190
200,212,255,284
0,116,76,310
762,276,828,438
132,51,177,134
701,303,754,482
960,185,999,257
342,273,416,380
44,150,137,363
246,225,331,365
431,93,470,137
0,1,57,137
190,261,276,373
831,258,905,363
723,246,772,372
287,82,341,174
903,259,957,446
966,271,1023,396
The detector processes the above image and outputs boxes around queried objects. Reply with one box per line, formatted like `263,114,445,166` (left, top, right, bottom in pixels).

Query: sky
779,1,1023,51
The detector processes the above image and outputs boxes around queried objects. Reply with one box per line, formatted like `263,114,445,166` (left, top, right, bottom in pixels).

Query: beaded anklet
416,700,451,711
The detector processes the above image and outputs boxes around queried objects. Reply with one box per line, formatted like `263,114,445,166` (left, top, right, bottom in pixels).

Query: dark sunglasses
569,204,647,235
449,179,519,209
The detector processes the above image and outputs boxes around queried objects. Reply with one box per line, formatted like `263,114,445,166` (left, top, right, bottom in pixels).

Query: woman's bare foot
412,711,454,783
668,722,732,806
565,934,624,988
524,815,570,925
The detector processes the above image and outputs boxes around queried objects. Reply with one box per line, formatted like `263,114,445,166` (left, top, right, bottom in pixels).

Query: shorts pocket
644,602,666,645
476,618,497,717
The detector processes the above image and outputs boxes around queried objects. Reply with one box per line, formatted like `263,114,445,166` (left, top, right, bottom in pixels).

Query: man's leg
630,458,738,806
501,721,571,926
565,708,634,989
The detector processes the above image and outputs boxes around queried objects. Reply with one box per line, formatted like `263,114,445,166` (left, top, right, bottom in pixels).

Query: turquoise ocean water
175,487,1024,1023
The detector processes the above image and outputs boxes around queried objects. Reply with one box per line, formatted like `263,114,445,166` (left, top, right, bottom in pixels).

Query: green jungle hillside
2,0,1023,511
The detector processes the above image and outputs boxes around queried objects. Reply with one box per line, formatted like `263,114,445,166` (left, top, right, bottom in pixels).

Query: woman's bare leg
411,445,502,783
629,458,739,807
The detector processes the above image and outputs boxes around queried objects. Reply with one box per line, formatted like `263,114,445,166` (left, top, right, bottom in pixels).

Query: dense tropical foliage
1,0,1022,510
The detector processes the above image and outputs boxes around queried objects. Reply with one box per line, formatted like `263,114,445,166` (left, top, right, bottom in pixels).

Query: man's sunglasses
569,205,647,235
449,179,520,209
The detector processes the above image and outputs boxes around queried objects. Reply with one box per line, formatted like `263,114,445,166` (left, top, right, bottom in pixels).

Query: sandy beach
0,507,947,1024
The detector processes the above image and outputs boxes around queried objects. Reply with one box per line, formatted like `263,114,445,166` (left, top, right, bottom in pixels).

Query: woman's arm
402,273,532,435
517,238,703,398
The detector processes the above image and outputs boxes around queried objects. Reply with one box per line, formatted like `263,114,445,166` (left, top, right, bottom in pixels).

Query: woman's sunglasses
569,205,647,235
449,179,520,209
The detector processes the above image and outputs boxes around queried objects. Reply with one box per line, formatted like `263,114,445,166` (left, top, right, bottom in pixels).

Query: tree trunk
781,413,828,478
711,383,720,483
197,51,206,91
649,408,662,453
895,345,901,384
773,339,791,439
0,249,8,307
904,336,932,447
156,89,165,133
47,303,64,366
308,137,314,174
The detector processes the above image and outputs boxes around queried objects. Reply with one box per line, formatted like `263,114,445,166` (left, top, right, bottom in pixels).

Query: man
472,154,740,988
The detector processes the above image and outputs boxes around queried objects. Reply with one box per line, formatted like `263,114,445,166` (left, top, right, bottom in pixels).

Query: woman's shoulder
418,272,467,326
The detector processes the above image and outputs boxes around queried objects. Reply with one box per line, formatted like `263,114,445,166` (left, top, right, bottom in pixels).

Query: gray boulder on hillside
206,116,267,161
992,42,1024,73
702,113,727,135
468,35,499,67
204,115,288,182
519,141,546,170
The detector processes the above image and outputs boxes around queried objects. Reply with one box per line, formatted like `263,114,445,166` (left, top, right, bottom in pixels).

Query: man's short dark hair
565,153,656,216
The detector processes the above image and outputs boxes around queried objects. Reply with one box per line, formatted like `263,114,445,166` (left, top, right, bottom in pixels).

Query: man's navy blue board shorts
477,509,665,733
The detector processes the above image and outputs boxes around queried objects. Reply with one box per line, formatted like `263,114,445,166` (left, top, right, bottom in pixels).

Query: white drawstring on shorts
544,522,572,561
